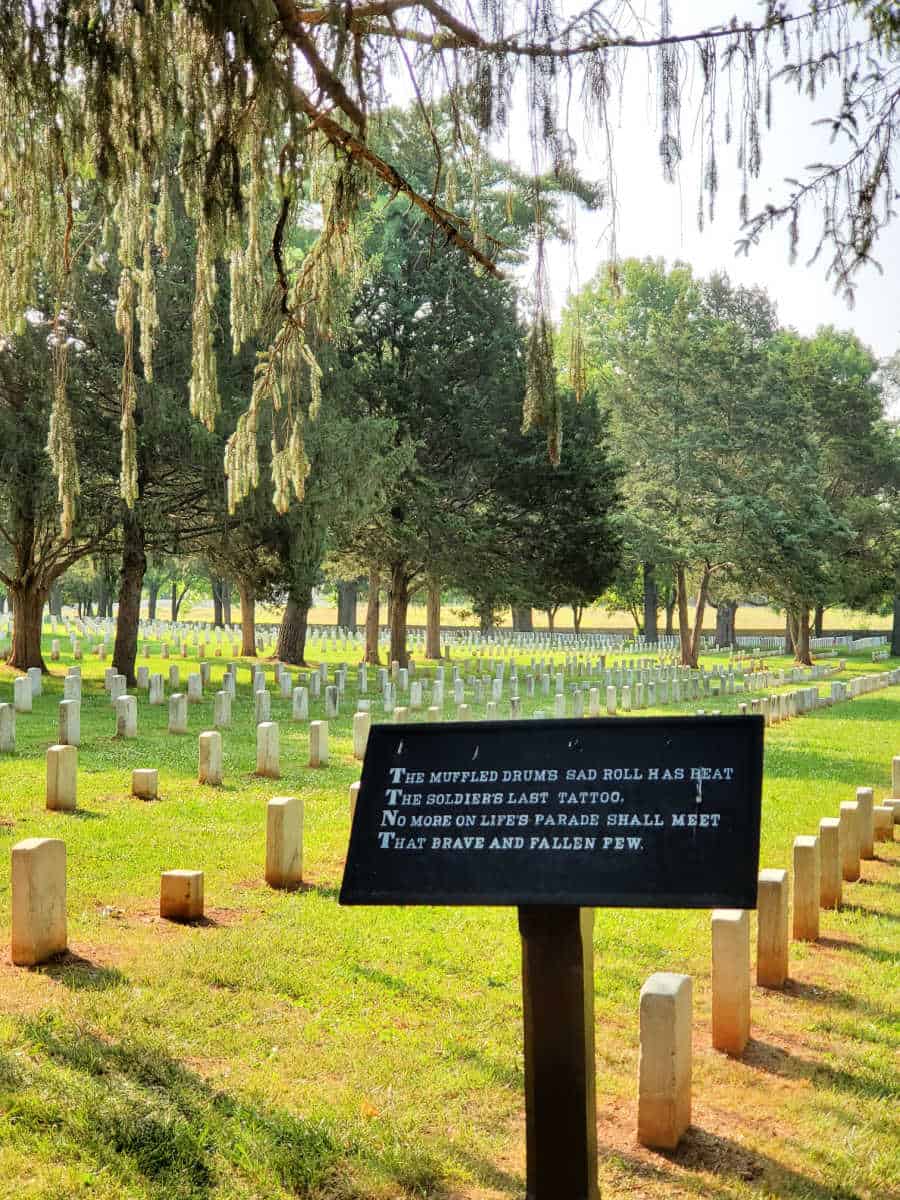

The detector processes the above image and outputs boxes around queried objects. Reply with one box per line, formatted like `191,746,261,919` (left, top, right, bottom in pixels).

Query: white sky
501,1,900,367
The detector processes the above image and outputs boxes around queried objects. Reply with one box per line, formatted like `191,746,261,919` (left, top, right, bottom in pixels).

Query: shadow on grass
817,935,898,964
36,951,128,991
14,1016,491,1200
606,1124,863,1200
742,1036,893,1102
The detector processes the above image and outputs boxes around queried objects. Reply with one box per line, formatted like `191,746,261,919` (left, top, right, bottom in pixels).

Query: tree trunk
545,608,556,633
795,607,813,666
8,582,49,671
238,580,256,657
425,581,441,659
642,562,658,644
675,564,693,668
814,604,825,638
147,581,159,620
0,593,5,614
277,591,311,665
784,613,797,657
211,577,224,627
112,508,147,686
512,605,533,632
337,580,359,631
170,581,178,622
222,582,232,625
714,600,737,649
664,589,675,637
572,604,583,633
365,567,381,664
689,568,711,668
389,563,411,667
891,592,900,657
49,583,62,618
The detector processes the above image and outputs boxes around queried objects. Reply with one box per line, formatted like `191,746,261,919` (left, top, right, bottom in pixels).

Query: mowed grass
0,640,897,1200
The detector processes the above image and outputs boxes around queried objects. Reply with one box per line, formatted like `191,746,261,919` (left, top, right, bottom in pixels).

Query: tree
4,2,897,526
0,299,119,669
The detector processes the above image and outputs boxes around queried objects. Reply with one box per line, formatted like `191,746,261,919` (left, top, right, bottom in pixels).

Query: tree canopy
2,1,898,523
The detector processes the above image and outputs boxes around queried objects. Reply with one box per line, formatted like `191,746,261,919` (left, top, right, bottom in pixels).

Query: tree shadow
611,1124,863,1199
35,950,127,991
816,935,897,964
15,1018,476,1199
69,809,107,820
742,1037,893,1102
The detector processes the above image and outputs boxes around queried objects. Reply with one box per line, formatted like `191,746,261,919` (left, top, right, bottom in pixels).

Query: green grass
0,638,897,1199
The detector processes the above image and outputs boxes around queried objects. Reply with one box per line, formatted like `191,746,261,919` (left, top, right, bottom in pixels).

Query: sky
501,1,900,366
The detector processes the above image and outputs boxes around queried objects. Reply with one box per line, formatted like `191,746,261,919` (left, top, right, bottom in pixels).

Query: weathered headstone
13,677,32,714
637,973,692,1150
711,909,750,1055
855,786,875,860
11,838,67,965
46,744,77,812
818,817,842,908
115,695,138,738
256,722,280,778
792,836,820,941
839,800,860,882
198,731,224,786
309,720,329,767
168,693,188,735
265,796,303,888
756,868,789,988
0,703,15,753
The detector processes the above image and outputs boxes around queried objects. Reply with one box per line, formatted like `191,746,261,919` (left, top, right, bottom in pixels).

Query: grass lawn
0,640,897,1200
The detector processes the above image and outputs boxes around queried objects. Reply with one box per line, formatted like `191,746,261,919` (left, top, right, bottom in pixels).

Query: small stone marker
136,665,149,688
756,868,789,988
605,686,616,715
63,674,81,701
325,685,339,718
160,870,204,921
265,796,303,888
132,768,158,800
187,673,202,703
256,722,280,778
818,817,842,908
637,973,692,1150
711,909,750,1056
309,720,329,767
839,800,861,882
349,780,360,820
855,786,875,860
46,745,77,812
58,699,80,747
109,674,127,703
352,711,370,760
115,695,138,738
168,664,179,689
11,838,67,966
792,836,820,941
149,673,165,705
0,703,14,753
892,755,900,798
198,731,223,786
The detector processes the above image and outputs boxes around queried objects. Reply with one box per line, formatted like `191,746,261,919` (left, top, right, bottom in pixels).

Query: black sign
340,716,763,909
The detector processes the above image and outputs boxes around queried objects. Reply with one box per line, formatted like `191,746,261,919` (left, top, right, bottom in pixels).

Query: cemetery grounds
0,636,897,1200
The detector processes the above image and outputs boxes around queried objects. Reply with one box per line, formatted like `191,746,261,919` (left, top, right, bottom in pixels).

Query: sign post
341,716,764,1199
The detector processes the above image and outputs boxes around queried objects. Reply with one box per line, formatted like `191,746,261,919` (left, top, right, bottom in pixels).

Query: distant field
178,602,893,634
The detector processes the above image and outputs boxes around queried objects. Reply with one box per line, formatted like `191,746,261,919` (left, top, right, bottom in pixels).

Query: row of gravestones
3,661,899,759
637,764,900,1149
10,756,898,1156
